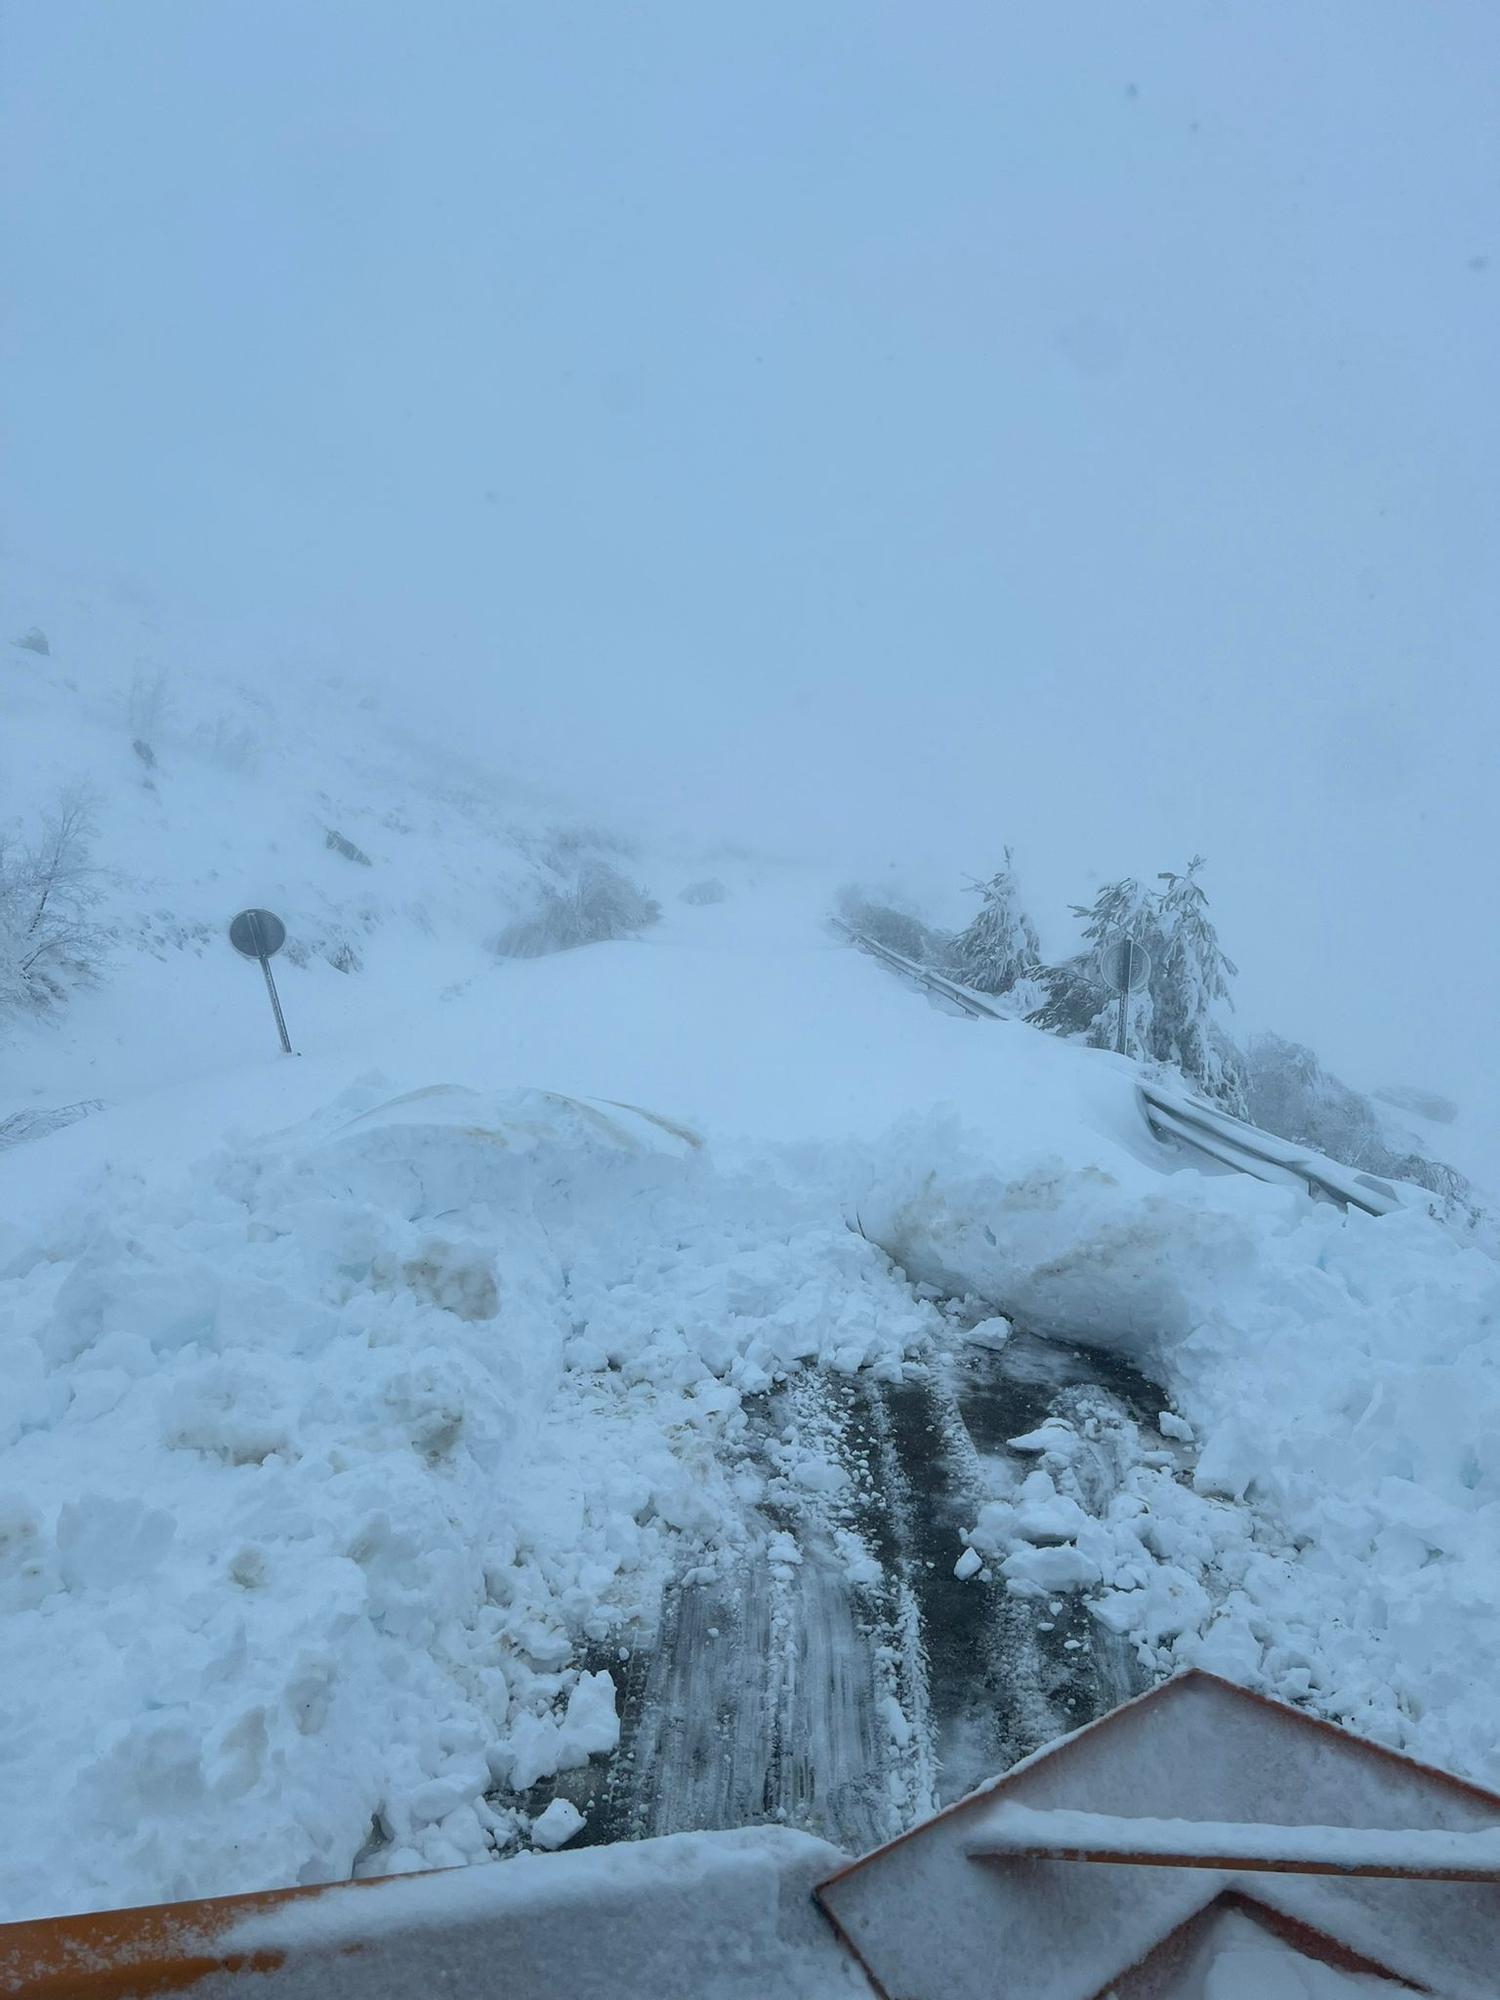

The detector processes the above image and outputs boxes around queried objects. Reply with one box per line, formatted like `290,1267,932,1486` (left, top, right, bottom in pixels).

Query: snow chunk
953,1546,983,1581
530,1798,586,1850
965,1315,1012,1351
1001,1544,1100,1595
1012,1470,1092,1545
1006,1421,1079,1460
557,1671,620,1767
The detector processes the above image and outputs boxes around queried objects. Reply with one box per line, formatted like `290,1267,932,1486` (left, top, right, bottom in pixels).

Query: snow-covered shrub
0,787,108,1016
498,859,661,958
0,1099,104,1152
1245,1032,1469,1205
833,886,950,967
947,852,1040,995
282,922,367,977
678,877,727,906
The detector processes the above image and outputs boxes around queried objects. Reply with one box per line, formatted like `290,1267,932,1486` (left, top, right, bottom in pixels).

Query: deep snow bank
4,852,1499,1926
0,1082,937,1922
853,1115,1500,1786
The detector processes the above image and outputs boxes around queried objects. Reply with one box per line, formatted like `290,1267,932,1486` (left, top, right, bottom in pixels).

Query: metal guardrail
836,923,1405,1218
830,919,1008,1021
1136,1079,1403,1217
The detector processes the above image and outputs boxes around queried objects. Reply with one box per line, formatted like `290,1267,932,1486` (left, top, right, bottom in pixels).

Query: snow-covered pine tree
1024,950,1101,1037
1027,874,1160,1047
1028,859,1246,1106
1150,857,1247,1112
948,850,1041,995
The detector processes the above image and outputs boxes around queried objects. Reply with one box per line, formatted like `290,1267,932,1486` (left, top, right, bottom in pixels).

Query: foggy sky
3,3,1498,1120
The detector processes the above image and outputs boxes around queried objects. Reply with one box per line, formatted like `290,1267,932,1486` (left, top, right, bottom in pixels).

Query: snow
3,624,1500,1937
217,1825,867,1998
1197,1911,1400,1997
850,1121,1500,1775
0,1077,940,1919
970,1805,1500,1871
964,1313,1012,1351
818,1670,1500,2000
529,1799,587,1851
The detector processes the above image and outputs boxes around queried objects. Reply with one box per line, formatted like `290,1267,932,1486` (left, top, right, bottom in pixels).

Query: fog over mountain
4,3,1496,1115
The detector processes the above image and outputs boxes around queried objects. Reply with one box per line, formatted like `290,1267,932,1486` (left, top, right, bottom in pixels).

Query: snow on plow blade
11,1681,1500,1998
815,1670,1500,2000
0,1876,364,1999
0,1826,853,1999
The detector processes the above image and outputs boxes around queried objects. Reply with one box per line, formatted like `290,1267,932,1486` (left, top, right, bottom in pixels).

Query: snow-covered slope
3,588,1499,1929
2,574,707,1121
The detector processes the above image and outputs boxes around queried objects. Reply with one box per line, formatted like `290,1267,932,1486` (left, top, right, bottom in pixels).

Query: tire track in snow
564,1372,911,1856
543,1331,1160,1851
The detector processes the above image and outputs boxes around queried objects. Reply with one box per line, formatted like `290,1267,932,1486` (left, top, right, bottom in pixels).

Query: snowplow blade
0,1825,857,1999
0,1875,387,1999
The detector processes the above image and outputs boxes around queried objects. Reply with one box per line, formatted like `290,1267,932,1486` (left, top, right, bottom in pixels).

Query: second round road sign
229,909,288,961
1098,934,1151,995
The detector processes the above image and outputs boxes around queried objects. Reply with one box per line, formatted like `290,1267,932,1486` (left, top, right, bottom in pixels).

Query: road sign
1098,934,1150,994
229,908,287,960
1098,934,1151,1058
228,908,293,1054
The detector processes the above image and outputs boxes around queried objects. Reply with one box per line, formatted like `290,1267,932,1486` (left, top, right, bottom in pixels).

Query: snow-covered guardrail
830,919,1007,1022
1137,1078,1404,1218
835,923,1405,1218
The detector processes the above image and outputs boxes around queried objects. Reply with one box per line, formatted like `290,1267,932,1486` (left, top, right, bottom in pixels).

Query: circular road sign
1098,934,1151,995
229,908,288,961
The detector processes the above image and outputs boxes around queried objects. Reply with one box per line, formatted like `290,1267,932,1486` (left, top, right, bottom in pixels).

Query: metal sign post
229,907,294,1054
1115,937,1135,1055
1098,934,1151,1058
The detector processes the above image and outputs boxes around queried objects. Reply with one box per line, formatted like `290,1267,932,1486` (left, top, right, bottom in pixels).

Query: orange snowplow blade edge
0,1873,394,1999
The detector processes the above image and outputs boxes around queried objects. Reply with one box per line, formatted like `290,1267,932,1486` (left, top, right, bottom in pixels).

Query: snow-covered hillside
1,576,721,1124
3,588,1500,1928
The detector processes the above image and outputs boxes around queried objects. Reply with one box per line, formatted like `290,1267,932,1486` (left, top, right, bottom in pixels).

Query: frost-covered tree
498,857,661,958
0,787,108,1014
1030,857,1247,1110
948,852,1041,995
1028,875,1160,1045
1150,859,1246,1112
